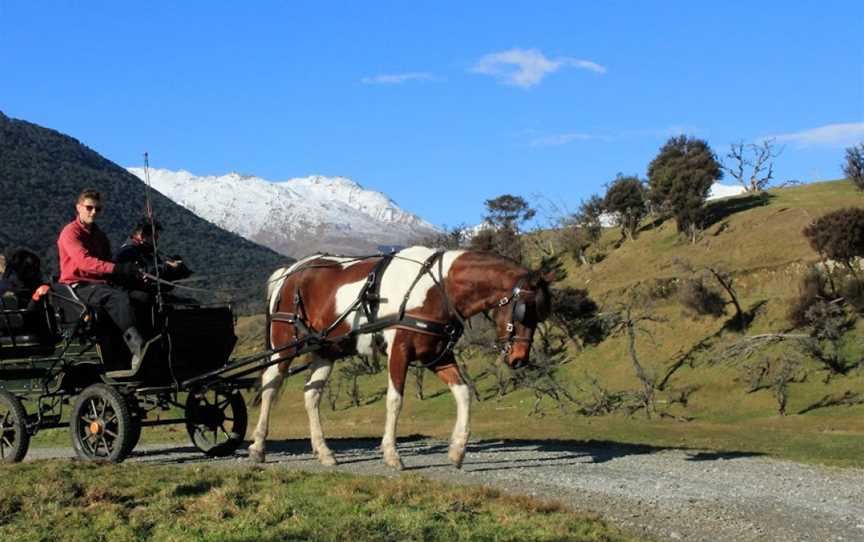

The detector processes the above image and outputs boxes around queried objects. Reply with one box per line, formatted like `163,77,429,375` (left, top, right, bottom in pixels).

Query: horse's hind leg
248,362,285,463
434,362,471,468
304,355,337,466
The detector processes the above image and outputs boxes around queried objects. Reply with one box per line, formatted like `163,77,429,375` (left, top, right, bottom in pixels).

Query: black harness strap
268,250,469,370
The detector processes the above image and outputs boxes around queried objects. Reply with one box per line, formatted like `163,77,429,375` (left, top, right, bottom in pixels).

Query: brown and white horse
248,246,552,468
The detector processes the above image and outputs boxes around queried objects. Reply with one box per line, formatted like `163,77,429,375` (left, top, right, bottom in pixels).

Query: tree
647,135,722,242
803,207,864,278
472,194,535,262
483,194,536,230
722,139,782,192
560,195,604,265
843,143,864,192
603,175,646,241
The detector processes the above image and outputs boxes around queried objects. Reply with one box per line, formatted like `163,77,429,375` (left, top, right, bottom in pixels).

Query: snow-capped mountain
127,168,440,257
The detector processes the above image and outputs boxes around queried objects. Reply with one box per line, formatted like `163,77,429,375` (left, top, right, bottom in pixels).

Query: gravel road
28,438,864,541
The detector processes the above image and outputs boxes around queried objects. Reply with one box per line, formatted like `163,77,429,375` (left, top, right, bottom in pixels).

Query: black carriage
0,285,251,463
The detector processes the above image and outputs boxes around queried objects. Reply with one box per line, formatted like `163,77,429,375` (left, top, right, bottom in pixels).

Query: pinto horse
248,246,552,468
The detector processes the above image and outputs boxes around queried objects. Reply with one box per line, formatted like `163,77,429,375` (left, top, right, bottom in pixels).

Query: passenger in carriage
0,248,43,302
115,217,192,303
57,188,150,368
0,248,48,336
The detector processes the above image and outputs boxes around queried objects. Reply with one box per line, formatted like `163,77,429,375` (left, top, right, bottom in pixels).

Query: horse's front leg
248,362,285,463
433,361,471,468
304,356,337,466
381,335,409,470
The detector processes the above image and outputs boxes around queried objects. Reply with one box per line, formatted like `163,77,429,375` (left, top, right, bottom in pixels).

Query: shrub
788,267,831,327
839,275,864,314
679,277,726,317
802,207,864,274
550,287,605,346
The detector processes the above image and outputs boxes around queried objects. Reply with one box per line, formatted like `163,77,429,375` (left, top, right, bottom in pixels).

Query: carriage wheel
185,389,247,457
125,396,143,455
0,390,30,463
70,384,133,463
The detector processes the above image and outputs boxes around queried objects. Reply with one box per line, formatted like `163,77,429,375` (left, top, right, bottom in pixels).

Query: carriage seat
0,292,51,348
49,283,99,337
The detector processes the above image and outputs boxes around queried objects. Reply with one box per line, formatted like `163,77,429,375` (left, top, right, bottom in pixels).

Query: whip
142,152,164,312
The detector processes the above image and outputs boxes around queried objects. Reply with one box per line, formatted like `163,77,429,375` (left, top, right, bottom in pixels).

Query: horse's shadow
131,435,764,470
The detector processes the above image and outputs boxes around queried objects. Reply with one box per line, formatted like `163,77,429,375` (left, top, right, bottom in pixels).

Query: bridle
492,275,539,356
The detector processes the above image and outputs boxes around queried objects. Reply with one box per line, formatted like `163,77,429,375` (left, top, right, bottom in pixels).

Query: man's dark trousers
73,283,135,332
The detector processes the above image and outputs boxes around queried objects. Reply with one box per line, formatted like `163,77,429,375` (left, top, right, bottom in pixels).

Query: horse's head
491,271,553,369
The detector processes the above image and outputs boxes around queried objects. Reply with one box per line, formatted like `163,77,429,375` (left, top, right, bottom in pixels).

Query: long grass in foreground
0,461,634,542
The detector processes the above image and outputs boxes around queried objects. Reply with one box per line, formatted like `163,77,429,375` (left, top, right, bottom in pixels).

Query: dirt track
29,437,864,541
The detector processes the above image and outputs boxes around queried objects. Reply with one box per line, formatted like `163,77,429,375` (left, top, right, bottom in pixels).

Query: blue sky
2,1,862,228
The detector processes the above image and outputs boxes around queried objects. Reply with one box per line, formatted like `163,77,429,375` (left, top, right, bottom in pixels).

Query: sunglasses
81,204,103,213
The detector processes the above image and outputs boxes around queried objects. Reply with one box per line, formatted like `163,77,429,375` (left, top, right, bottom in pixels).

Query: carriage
1,247,553,469
0,284,256,463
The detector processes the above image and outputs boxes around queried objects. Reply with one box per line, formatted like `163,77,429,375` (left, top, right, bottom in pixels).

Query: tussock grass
0,461,632,542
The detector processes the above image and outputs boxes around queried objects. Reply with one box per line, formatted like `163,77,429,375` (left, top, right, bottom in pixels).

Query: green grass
229,180,864,469
0,461,633,542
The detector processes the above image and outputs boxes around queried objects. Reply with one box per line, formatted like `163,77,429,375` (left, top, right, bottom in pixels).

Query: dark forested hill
0,111,290,312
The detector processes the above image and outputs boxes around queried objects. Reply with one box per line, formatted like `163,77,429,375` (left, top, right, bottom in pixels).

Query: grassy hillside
226,180,864,467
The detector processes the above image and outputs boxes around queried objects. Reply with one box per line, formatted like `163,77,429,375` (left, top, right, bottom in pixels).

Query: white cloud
361,72,436,85
767,122,864,148
471,48,606,88
530,132,601,147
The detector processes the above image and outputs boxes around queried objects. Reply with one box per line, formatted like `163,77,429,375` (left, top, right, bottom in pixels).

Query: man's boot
108,327,156,378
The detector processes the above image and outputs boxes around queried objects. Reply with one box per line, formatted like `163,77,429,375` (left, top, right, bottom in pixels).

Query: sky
1,1,862,229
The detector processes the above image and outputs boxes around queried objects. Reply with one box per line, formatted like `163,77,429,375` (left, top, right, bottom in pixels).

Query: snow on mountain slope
127,168,440,257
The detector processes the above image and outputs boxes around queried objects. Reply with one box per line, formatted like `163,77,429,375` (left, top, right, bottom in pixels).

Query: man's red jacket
57,218,117,284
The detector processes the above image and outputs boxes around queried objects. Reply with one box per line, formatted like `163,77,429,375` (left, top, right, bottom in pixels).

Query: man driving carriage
57,188,150,369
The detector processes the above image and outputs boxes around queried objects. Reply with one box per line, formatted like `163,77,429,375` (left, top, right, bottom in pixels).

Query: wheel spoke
99,435,110,456
104,428,118,438
89,401,99,420
218,424,232,439
98,399,107,419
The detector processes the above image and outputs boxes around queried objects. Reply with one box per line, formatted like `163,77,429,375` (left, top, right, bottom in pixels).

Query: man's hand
114,261,141,280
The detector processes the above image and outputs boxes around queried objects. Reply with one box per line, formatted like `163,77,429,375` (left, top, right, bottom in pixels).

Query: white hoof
448,447,465,469
383,453,404,470
318,449,338,466
248,448,265,464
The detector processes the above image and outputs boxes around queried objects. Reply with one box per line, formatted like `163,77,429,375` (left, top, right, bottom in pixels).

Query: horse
247,246,553,469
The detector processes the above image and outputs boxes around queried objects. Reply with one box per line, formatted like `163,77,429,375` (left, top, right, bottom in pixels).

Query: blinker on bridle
494,276,537,356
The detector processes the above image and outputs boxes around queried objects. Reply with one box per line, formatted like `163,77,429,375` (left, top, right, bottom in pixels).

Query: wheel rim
187,390,246,454
77,395,121,458
0,409,18,460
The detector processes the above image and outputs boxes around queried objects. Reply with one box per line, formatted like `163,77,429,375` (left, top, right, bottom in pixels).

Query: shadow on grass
703,191,773,228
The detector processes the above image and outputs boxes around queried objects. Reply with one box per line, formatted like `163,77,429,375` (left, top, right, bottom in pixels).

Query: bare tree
722,139,783,192
843,143,864,192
